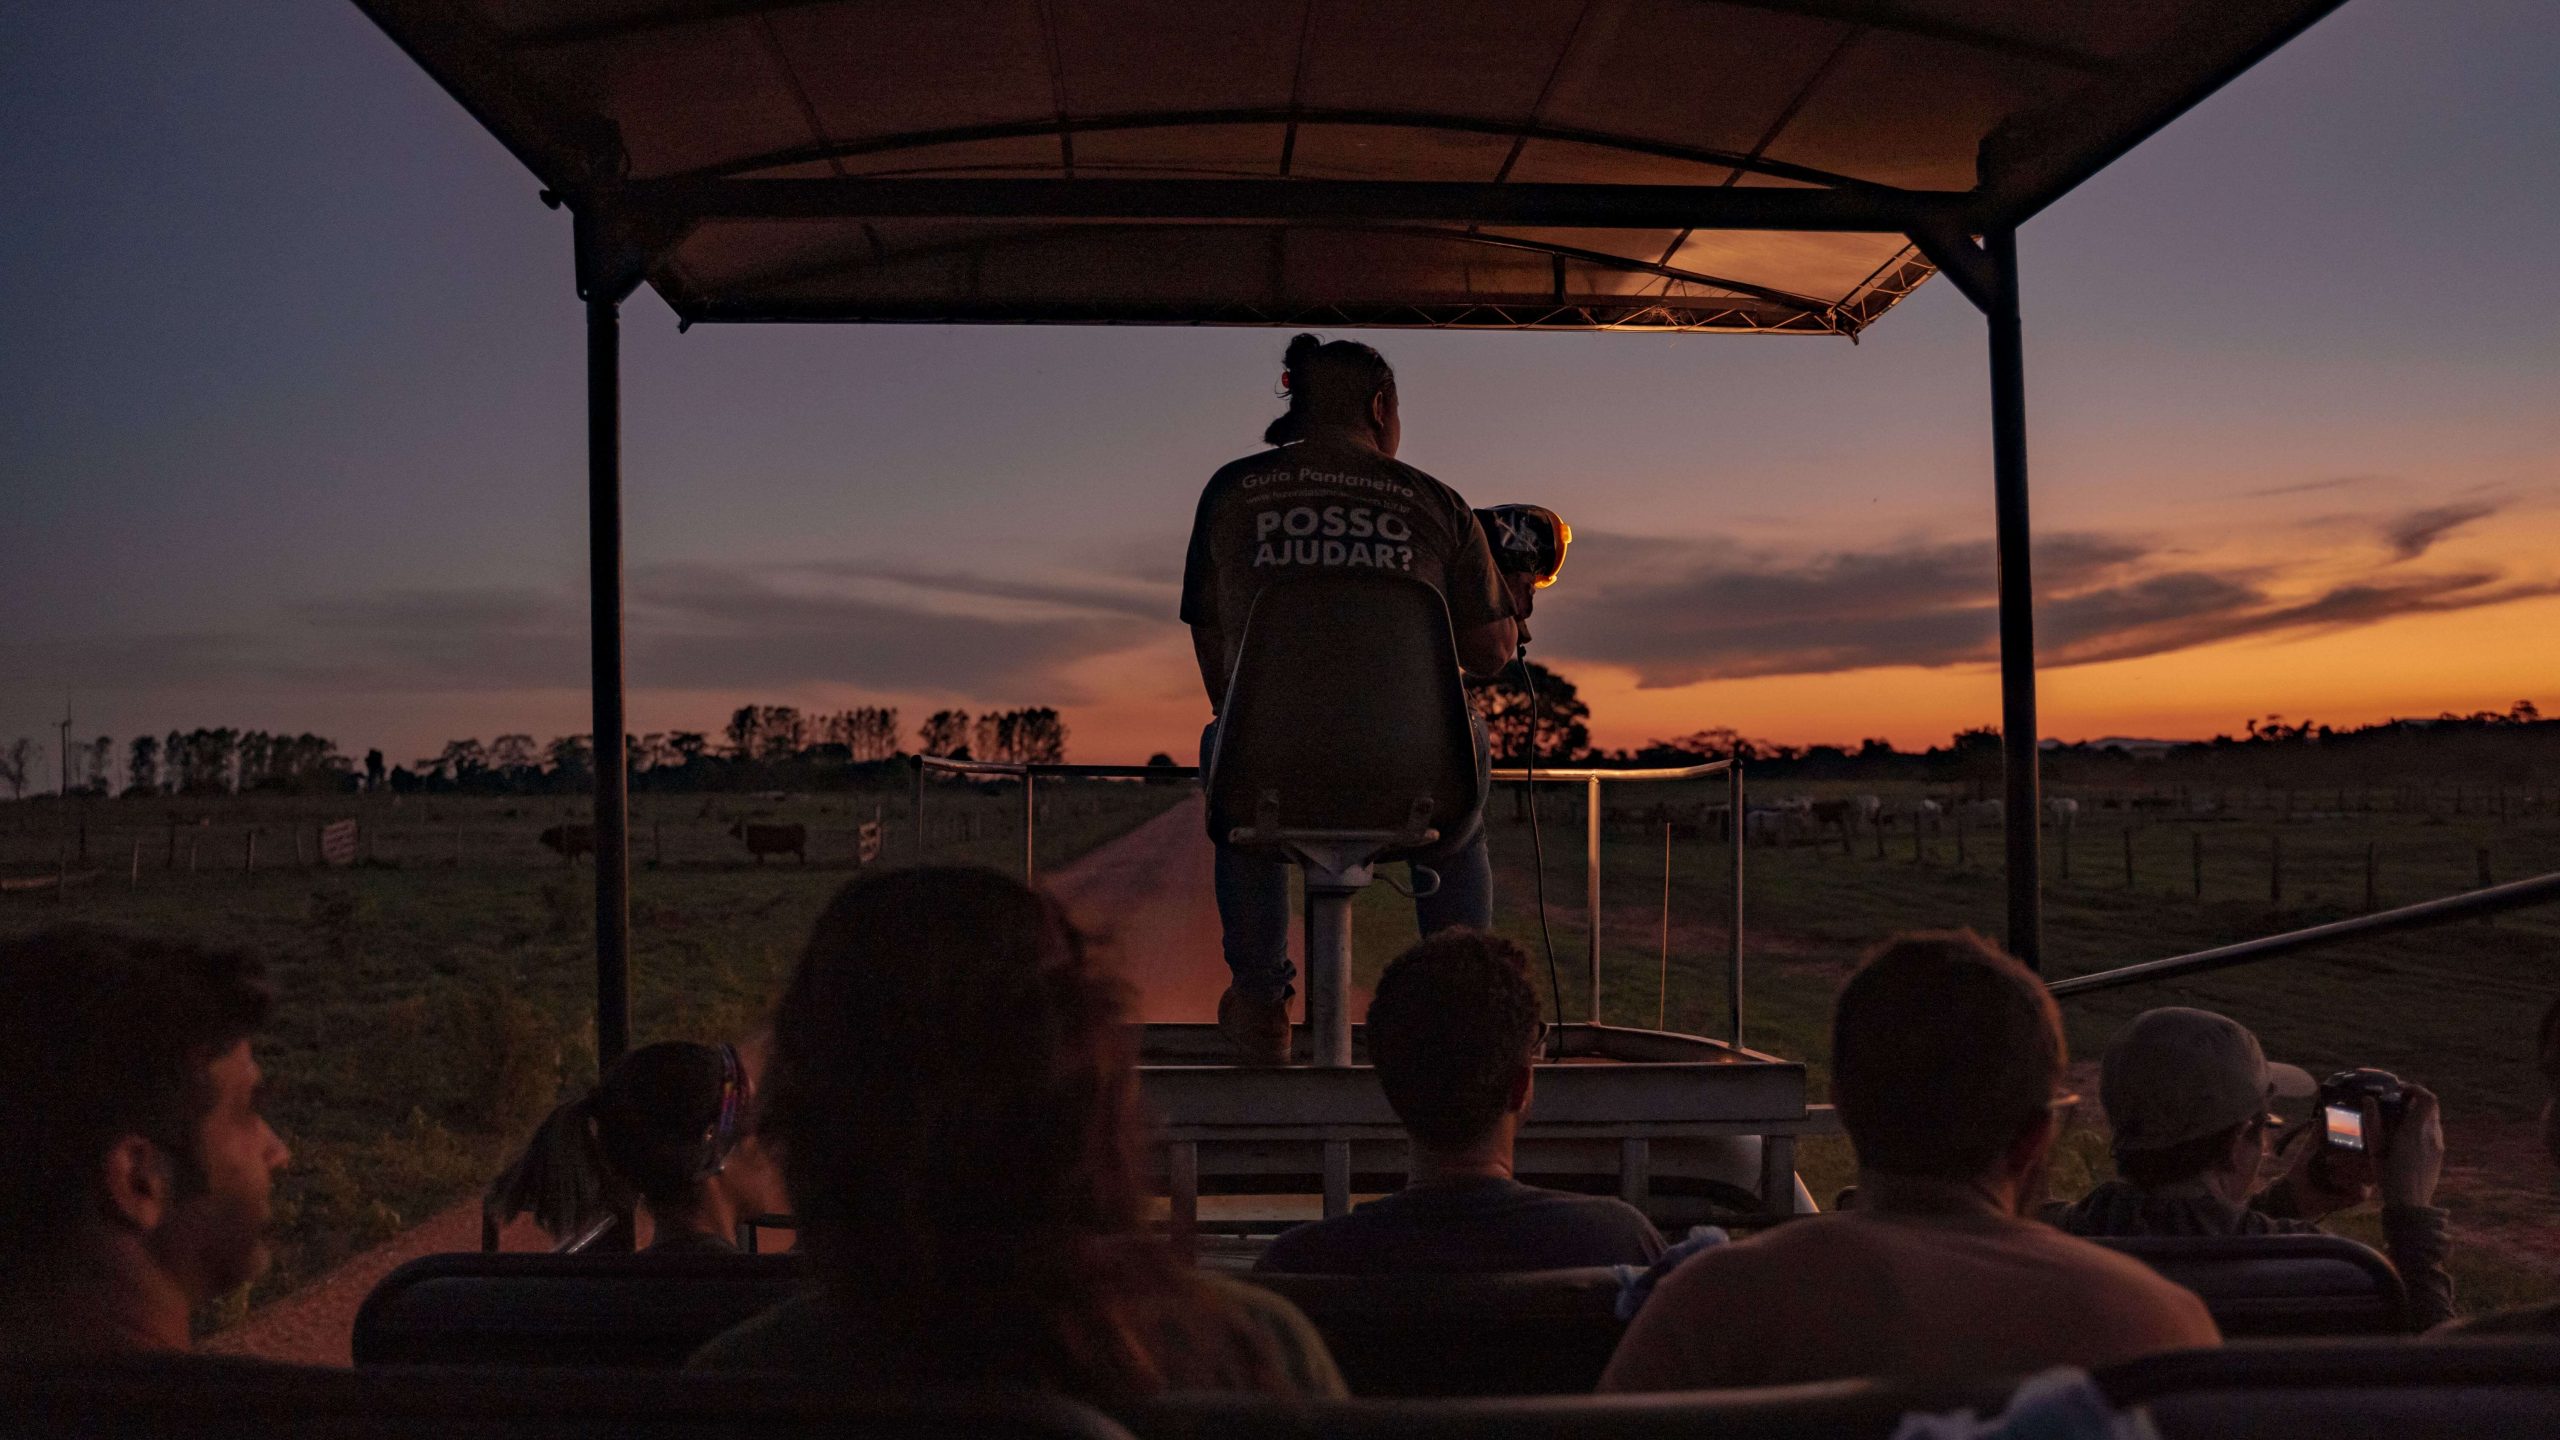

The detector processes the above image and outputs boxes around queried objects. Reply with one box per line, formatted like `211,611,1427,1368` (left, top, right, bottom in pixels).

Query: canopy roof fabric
361,1,2341,335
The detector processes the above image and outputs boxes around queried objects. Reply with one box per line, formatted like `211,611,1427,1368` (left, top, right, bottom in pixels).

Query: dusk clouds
1536,507,2552,689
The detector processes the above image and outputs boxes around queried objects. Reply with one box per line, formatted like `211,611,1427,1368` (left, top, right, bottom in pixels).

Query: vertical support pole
1985,227,2042,970
1167,1141,1199,1261
1023,772,1037,884
1322,1140,1352,1219
586,291,632,1069
1306,889,1354,1067
913,759,926,857
1657,822,1670,1031
1619,1137,1652,1208
1759,1133,1796,1217
1728,762,1745,1050
1586,775,1602,1024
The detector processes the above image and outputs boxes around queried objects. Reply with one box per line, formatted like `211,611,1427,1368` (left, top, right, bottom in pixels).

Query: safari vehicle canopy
354,0,2362,1061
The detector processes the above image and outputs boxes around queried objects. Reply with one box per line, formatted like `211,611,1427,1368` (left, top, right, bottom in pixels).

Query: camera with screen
2318,1067,2406,1153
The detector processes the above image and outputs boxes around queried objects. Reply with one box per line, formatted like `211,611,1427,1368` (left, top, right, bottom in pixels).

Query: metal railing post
1023,771,1037,884
584,289,631,1069
912,758,926,857
1729,760,1745,1050
1586,774,1603,1024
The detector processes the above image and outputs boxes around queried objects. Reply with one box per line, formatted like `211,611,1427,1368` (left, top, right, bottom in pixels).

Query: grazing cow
2044,797,2081,824
1809,799,1855,836
538,823,594,863
729,820,809,864
1853,795,1883,827
1961,799,2002,826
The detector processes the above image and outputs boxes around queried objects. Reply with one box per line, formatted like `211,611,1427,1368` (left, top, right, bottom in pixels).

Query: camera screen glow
2323,1103,2365,1151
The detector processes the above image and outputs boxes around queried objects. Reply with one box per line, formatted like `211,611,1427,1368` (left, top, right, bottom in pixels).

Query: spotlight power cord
1516,646,1566,1059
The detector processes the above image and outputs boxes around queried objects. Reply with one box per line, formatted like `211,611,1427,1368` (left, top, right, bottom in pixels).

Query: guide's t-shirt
1179,433,1512,692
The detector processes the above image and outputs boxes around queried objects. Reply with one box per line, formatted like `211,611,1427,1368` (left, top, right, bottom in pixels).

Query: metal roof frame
349,0,2353,1062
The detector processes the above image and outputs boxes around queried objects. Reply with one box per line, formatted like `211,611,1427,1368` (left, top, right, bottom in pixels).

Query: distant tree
237,731,274,791
0,738,31,800
364,748,386,790
972,712,1007,764
725,706,762,759
634,733,671,772
128,735,162,795
546,734,594,788
488,733,541,779
1145,751,1182,786
1012,707,1067,765
176,728,241,794
668,731,709,766
757,706,807,762
919,710,971,758
424,738,489,790
1472,660,1591,764
852,706,902,762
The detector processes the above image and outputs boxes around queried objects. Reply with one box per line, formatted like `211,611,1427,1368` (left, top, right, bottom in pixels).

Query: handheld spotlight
1476,504,1573,589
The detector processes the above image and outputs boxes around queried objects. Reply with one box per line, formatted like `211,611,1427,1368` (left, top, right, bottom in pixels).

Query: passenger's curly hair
1365,929,1545,1149
759,866,1287,1403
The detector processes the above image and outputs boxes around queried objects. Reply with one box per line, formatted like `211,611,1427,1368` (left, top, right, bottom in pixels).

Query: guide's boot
1217,985,1292,1066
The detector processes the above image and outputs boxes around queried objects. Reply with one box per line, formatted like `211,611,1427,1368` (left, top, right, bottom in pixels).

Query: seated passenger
0,927,291,1359
2433,993,2560,1335
692,866,1344,1403
1600,931,2217,1392
485,1039,783,1254
2047,1006,2452,1331
1256,929,1665,1273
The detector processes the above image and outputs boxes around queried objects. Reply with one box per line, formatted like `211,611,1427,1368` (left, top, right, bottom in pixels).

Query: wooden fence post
1955,808,1966,866
245,828,258,876
2192,832,2203,899
2059,815,2072,884
2269,834,2282,905
166,818,178,868
2123,827,2134,889
2364,841,2378,912
130,838,142,890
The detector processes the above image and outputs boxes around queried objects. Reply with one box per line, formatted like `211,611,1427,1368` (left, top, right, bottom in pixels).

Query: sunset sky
3,2,2554,780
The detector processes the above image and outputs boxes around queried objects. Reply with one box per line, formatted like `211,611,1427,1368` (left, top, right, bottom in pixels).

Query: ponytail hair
1263,332,1395,447
485,1040,747,1239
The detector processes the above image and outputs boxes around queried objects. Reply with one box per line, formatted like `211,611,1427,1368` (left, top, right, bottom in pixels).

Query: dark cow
729,820,809,864
538,823,594,863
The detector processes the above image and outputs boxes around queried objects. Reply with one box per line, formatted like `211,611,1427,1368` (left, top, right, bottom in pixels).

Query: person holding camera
2047,1006,2452,1331
1182,334,1532,1064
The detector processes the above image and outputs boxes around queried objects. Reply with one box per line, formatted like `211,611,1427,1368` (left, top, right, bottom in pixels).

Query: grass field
1337,777,2560,1317
6,769,2556,1326
0,778,1189,1326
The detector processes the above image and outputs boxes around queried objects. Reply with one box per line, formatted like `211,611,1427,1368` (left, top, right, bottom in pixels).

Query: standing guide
1181,334,1537,1064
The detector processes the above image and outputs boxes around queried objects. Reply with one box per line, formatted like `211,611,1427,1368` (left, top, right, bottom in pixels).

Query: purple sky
3,1,2554,784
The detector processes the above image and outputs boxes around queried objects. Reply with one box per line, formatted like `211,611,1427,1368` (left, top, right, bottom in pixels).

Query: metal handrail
912,750,1751,1047
2049,868,2560,1000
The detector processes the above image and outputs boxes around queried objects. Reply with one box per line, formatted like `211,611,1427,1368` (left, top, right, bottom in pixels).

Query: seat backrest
2104,1336,2560,1440
1205,572,1478,848
0,1360,1134,1440
352,1251,810,1369
2089,1233,2408,1336
1131,1377,2021,1440
1241,1268,1625,1397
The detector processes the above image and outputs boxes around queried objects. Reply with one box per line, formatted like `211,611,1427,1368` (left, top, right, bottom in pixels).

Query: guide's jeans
1202,717,1495,1004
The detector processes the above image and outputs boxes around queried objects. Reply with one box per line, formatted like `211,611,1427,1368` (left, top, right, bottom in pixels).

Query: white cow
2045,797,2081,824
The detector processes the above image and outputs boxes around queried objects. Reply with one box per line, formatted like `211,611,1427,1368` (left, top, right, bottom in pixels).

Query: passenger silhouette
0,927,290,1359
1182,334,1532,1062
485,1040,783,1255
1257,930,1664,1274
690,866,1345,1403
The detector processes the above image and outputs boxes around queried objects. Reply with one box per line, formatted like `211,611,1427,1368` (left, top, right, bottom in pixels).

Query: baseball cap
2100,1007,2316,1152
